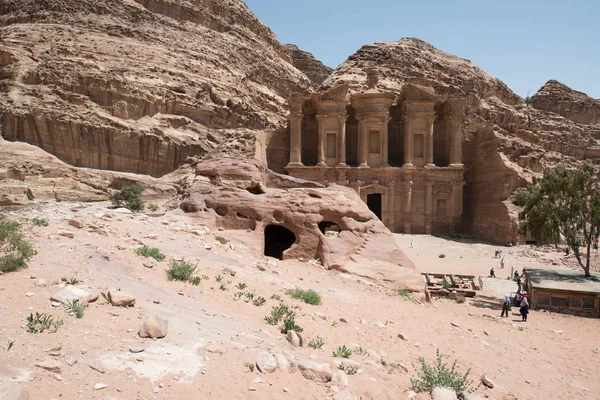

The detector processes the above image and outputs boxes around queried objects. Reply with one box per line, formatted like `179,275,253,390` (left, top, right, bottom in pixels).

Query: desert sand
1,202,599,400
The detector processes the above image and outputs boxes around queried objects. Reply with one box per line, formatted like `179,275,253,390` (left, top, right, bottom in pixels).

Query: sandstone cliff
283,44,334,86
322,38,600,243
532,80,600,126
0,0,316,177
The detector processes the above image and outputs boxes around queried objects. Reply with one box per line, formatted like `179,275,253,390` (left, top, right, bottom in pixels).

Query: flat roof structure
526,268,600,294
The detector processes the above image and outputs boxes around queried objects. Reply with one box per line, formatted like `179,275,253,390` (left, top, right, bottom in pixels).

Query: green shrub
333,345,352,358
286,288,322,305
411,349,476,393
167,259,197,282
66,299,87,319
110,184,145,211
339,363,358,375
147,203,159,212
26,313,63,334
31,217,49,227
215,236,228,245
264,303,301,334
396,288,413,299
308,337,324,349
135,245,165,261
0,214,36,273
439,254,446,258
280,313,303,334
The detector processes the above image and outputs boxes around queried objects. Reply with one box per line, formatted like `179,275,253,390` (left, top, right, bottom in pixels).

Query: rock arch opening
264,225,296,260
318,221,340,236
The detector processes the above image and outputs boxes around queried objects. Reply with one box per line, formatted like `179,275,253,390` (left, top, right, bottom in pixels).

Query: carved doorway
264,225,296,259
367,193,382,220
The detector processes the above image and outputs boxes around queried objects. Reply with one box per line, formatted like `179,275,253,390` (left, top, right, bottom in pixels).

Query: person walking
501,295,511,318
409,240,414,248
500,257,505,269
490,267,496,278
520,295,529,322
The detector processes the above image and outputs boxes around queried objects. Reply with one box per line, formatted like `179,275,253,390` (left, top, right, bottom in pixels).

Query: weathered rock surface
0,0,316,177
431,387,458,400
50,285,100,305
181,157,421,289
284,44,333,86
532,80,600,125
138,314,168,339
296,359,332,382
255,351,277,374
0,381,30,400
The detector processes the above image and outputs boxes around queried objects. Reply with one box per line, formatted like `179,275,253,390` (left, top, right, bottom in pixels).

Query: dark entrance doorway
367,193,382,220
264,225,296,259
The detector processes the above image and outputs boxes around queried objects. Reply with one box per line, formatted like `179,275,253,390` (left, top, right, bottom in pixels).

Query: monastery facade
285,68,466,234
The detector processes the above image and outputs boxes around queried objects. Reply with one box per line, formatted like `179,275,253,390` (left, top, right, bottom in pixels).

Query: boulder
296,359,332,382
286,330,301,347
108,290,135,307
138,314,168,339
50,285,99,305
0,381,29,400
481,375,495,389
255,351,277,374
431,387,458,400
331,369,349,387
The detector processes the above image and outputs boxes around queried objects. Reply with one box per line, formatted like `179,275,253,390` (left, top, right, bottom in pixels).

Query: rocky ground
1,201,599,400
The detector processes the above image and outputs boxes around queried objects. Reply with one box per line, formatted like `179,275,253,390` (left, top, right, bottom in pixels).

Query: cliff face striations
283,44,334,86
0,0,316,177
532,80,600,126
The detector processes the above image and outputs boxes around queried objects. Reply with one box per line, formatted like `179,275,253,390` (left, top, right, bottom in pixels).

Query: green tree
524,93,533,129
110,184,145,211
515,165,600,276
0,214,36,273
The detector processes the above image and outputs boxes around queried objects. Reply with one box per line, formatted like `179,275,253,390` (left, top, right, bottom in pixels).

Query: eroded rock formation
532,80,600,125
284,44,334,86
0,0,316,177
180,157,421,289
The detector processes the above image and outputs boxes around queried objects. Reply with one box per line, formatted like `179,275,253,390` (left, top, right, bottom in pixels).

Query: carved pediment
318,84,349,101
398,84,438,102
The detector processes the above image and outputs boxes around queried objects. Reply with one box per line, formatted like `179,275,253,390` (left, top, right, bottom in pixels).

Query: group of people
500,269,530,322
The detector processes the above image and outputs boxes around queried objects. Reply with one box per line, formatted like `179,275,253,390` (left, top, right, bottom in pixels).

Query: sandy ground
1,202,599,400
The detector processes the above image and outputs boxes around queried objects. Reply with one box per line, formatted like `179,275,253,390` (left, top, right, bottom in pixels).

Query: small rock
253,378,263,384
222,267,236,277
50,285,100,305
25,292,34,297
139,314,168,339
35,360,63,373
65,357,77,366
109,290,136,307
450,322,461,328
525,379,531,384
315,312,327,320
484,330,490,336
248,387,257,391
481,375,495,388
431,387,458,400
255,352,277,374
58,231,74,238
129,346,145,354
68,218,84,229
375,321,386,328
88,361,106,374
283,387,290,393
286,330,301,347
296,359,332,382
145,233,158,239
205,343,225,354
398,333,407,341
94,383,108,391
36,279,48,287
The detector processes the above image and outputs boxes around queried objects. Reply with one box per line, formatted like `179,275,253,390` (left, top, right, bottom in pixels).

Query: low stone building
524,268,600,317
285,68,466,234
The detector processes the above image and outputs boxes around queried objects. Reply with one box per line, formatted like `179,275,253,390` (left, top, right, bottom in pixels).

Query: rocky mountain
322,38,600,243
283,44,333,86
532,79,600,125
0,0,316,177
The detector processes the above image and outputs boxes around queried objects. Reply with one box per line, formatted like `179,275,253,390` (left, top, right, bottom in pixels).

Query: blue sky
245,0,599,99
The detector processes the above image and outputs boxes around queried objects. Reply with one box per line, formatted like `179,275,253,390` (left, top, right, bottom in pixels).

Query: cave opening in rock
367,193,382,220
318,221,340,236
264,225,296,260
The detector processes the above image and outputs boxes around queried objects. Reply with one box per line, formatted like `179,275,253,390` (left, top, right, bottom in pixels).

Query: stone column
403,115,414,168
381,116,391,167
425,180,433,234
287,113,303,167
403,179,413,233
316,114,327,167
448,114,463,168
389,180,396,231
336,114,347,167
451,181,465,232
357,115,369,168
425,115,435,168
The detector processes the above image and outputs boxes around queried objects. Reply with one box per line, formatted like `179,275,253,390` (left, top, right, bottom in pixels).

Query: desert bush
286,288,322,305
308,337,325,349
0,214,36,273
31,217,49,227
439,253,446,258
280,313,303,334
110,184,145,211
411,349,476,393
264,303,302,333
215,236,228,244
166,259,197,282
396,288,412,299
135,245,165,261
332,345,352,358
339,363,358,375
26,312,63,334
66,299,87,319
147,203,159,212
